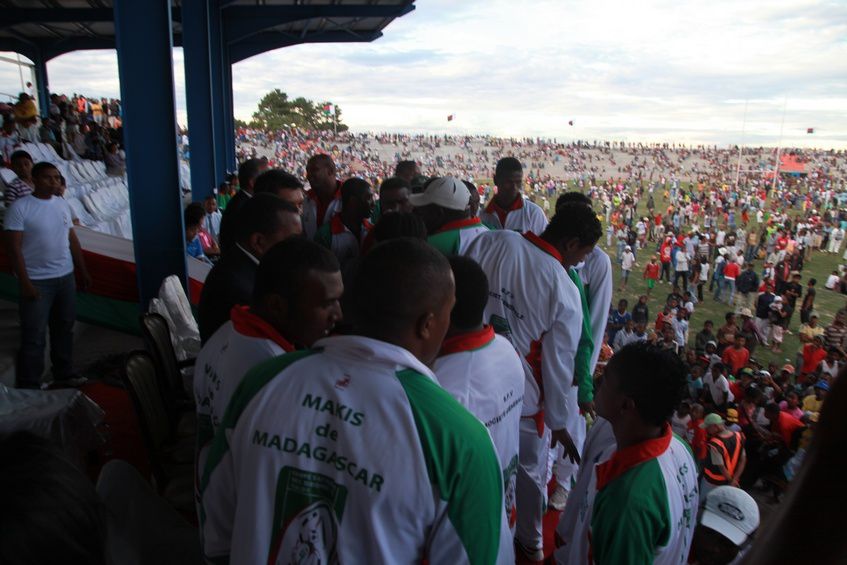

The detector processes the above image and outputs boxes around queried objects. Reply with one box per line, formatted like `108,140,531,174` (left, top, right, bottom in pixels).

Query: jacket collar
313,335,437,381
596,424,673,491
435,217,483,234
485,194,524,214
230,306,295,352
522,231,563,263
439,326,495,356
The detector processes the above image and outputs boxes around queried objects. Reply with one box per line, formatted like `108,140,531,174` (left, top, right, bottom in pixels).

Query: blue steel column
182,0,217,201
222,51,237,171
208,1,229,181
33,50,49,118
114,0,187,306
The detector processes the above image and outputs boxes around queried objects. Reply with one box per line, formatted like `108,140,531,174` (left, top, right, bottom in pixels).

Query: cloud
1,0,846,147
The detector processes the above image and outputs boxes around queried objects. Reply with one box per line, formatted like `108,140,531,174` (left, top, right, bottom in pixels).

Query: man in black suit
218,157,268,251
198,194,302,343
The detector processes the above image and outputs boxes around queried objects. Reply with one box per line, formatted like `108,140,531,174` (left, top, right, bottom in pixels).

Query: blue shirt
186,235,207,261
608,310,632,344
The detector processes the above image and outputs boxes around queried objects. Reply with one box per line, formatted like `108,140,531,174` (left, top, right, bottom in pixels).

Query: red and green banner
0,227,209,335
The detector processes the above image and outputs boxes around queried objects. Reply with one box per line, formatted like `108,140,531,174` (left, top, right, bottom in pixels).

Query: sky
2,0,846,148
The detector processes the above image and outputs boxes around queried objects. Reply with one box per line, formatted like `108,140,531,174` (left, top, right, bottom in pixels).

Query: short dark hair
233,193,299,243
448,256,489,331
31,162,59,179
809,278,817,286
9,150,32,163
543,202,602,247
495,157,522,177
253,169,303,194
606,342,687,427
372,212,427,242
379,176,411,195
352,238,452,335
555,191,592,211
0,433,106,565
307,153,336,173
184,202,206,228
238,158,266,190
252,238,339,305
340,177,371,207
394,160,417,177
725,312,735,321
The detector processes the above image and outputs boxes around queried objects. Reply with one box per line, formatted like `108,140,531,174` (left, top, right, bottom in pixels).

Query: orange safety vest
703,431,743,484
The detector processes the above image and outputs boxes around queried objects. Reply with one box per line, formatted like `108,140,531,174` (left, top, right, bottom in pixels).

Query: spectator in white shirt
4,162,91,388
672,308,690,349
620,245,636,290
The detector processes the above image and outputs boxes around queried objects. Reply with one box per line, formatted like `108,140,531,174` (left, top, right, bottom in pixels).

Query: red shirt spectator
771,410,804,447
687,417,707,460
723,261,740,280
722,344,750,375
801,343,827,376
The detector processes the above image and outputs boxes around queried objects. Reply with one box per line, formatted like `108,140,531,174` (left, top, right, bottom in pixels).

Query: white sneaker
549,484,569,511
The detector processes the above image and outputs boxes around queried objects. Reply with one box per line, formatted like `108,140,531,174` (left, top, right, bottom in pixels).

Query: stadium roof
0,0,415,63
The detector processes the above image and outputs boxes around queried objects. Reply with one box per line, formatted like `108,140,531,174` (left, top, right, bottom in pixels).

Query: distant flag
323,104,335,116
807,127,815,134
568,120,574,126
447,114,455,122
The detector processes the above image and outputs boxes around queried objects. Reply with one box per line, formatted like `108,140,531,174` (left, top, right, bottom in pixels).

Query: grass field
585,189,846,370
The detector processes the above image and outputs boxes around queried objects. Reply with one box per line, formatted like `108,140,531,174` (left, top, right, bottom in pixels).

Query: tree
250,89,348,132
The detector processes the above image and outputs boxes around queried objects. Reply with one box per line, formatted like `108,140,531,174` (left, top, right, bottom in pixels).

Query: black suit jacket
218,189,251,252
198,245,257,344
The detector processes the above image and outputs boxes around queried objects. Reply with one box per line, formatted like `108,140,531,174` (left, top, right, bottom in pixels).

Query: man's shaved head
352,238,455,363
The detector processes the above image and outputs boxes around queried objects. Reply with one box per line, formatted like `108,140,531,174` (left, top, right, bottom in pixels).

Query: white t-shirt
675,249,689,272
621,251,636,271
826,274,840,290
705,371,734,404
4,194,74,279
433,328,524,532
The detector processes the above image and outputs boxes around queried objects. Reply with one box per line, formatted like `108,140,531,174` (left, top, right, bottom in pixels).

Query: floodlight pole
734,99,747,192
771,98,787,195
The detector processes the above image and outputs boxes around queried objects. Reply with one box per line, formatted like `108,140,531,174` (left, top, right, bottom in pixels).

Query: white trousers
516,418,551,551
552,414,588,490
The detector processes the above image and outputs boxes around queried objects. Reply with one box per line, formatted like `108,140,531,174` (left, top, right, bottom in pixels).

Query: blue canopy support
208,1,230,182
182,0,218,202
113,0,187,307
32,49,49,117
0,0,417,315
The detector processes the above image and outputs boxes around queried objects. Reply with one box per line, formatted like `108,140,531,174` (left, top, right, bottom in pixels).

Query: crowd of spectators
4,111,847,563
0,91,123,168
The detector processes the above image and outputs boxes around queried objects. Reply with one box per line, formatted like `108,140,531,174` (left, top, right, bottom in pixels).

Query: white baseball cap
700,486,760,546
408,176,469,211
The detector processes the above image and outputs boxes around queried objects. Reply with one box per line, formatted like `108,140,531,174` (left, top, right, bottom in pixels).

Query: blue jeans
713,277,724,301
725,279,737,305
17,273,76,388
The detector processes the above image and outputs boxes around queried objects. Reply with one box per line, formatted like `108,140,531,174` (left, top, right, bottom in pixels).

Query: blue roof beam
223,3,414,44
0,7,184,29
229,29,383,64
